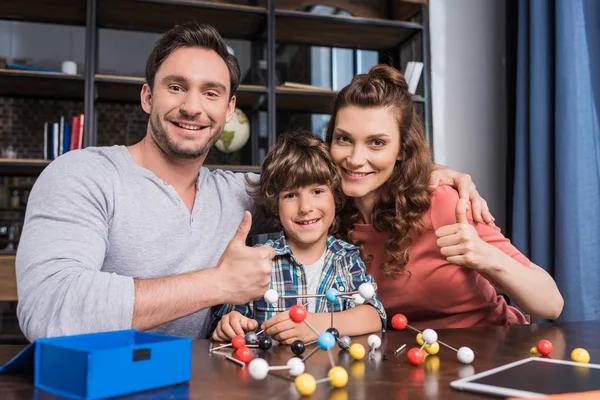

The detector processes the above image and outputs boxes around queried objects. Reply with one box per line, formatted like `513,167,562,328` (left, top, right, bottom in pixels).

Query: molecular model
389,313,475,365
210,282,378,396
530,339,591,364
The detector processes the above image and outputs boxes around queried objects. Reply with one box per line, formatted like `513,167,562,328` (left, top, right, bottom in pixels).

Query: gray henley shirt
16,145,265,341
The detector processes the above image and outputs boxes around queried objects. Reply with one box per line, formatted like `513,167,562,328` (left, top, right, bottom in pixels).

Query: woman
326,64,563,328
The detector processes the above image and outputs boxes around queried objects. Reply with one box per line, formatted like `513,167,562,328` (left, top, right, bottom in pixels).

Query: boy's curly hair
246,130,345,232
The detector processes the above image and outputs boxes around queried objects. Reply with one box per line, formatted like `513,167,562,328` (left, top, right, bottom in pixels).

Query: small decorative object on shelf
213,108,250,164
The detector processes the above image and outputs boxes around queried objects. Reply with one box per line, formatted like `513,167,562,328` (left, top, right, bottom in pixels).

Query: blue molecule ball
317,332,336,350
325,288,340,303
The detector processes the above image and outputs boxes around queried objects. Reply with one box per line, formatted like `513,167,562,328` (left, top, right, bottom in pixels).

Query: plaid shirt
213,232,386,329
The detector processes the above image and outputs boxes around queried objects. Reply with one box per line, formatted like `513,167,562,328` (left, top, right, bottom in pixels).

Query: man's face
141,47,236,159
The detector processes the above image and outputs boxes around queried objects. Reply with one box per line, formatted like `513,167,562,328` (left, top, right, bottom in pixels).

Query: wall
429,0,508,232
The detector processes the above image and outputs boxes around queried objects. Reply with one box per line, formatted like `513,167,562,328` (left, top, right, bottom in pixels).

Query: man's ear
141,83,152,114
226,95,237,123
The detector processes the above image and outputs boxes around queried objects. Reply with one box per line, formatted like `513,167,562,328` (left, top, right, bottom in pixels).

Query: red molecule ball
231,335,246,349
407,348,425,365
391,314,408,330
235,346,253,363
537,339,553,356
289,304,307,323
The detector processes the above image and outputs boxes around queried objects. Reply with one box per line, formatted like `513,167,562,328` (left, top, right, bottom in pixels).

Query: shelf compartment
98,0,266,39
94,74,267,107
0,0,87,26
0,69,84,100
275,10,422,50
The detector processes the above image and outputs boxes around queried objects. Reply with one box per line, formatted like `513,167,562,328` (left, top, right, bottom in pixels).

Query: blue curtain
512,0,600,322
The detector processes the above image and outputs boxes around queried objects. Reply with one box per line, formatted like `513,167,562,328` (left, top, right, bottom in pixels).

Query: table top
0,320,597,400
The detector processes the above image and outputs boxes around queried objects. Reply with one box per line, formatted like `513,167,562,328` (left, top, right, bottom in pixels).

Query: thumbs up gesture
434,199,495,271
215,211,275,304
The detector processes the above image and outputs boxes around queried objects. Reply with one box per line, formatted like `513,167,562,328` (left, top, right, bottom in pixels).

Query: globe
215,108,250,154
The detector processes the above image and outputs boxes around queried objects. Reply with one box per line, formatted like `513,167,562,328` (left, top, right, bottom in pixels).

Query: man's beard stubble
149,113,223,160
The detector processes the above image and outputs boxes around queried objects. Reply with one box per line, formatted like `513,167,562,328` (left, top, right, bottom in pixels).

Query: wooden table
0,320,597,399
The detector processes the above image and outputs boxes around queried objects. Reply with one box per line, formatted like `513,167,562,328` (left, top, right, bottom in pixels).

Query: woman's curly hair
325,64,433,278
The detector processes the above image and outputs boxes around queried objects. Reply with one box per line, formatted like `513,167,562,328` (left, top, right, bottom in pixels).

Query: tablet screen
469,359,600,395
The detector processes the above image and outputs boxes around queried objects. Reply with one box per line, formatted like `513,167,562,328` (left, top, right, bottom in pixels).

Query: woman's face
329,105,401,201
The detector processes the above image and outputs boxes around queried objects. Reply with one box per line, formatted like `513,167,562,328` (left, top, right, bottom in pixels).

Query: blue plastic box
0,329,192,399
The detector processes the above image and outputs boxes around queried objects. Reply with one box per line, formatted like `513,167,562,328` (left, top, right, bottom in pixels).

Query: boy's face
278,184,335,251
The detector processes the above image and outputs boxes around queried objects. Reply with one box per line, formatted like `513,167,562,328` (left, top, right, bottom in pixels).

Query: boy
211,130,386,344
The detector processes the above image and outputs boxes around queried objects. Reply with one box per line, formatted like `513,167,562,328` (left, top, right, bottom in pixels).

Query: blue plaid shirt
213,232,386,328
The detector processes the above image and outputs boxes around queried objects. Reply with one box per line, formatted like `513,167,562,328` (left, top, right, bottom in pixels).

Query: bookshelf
0,0,431,152
0,0,431,209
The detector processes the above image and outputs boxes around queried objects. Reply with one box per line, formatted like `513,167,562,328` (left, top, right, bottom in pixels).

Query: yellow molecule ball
424,355,440,372
295,373,317,396
350,360,365,378
328,366,349,388
571,348,591,364
349,343,366,360
329,388,348,400
416,332,424,346
424,341,440,355
530,347,538,355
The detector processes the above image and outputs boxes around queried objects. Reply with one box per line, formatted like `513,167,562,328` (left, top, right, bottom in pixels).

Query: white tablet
450,357,600,398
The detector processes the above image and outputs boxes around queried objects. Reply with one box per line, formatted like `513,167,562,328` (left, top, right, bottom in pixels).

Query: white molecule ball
264,289,279,305
458,365,475,379
457,347,475,364
352,293,365,305
367,334,382,350
248,358,270,380
287,357,305,376
358,283,375,300
422,329,438,345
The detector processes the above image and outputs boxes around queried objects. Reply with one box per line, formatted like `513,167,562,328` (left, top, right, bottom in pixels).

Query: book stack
404,61,424,95
43,114,84,160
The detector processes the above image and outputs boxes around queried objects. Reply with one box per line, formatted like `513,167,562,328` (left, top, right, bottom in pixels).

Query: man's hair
247,130,345,232
145,21,240,98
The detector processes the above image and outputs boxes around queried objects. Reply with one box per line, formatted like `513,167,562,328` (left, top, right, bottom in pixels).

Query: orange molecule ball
290,305,307,323
391,314,408,330
407,348,425,365
235,346,253,363
537,339,553,356
231,335,246,349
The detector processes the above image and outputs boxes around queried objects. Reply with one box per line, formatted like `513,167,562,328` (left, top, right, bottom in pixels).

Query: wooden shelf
0,69,84,100
275,10,422,50
0,255,17,302
0,159,50,176
98,0,266,39
275,87,336,114
275,87,425,114
94,74,267,107
0,158,259,176
0,0,87,26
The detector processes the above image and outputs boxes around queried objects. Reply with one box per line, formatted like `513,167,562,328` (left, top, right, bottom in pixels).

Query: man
16,22,490,341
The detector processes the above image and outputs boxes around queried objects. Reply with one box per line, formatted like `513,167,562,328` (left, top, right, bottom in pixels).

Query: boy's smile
278,184,335,265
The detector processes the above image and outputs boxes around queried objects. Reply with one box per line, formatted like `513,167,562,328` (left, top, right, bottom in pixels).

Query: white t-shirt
302,250,327,313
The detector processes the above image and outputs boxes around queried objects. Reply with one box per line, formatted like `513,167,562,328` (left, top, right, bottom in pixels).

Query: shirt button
296,270,302,277
339,286,345,292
